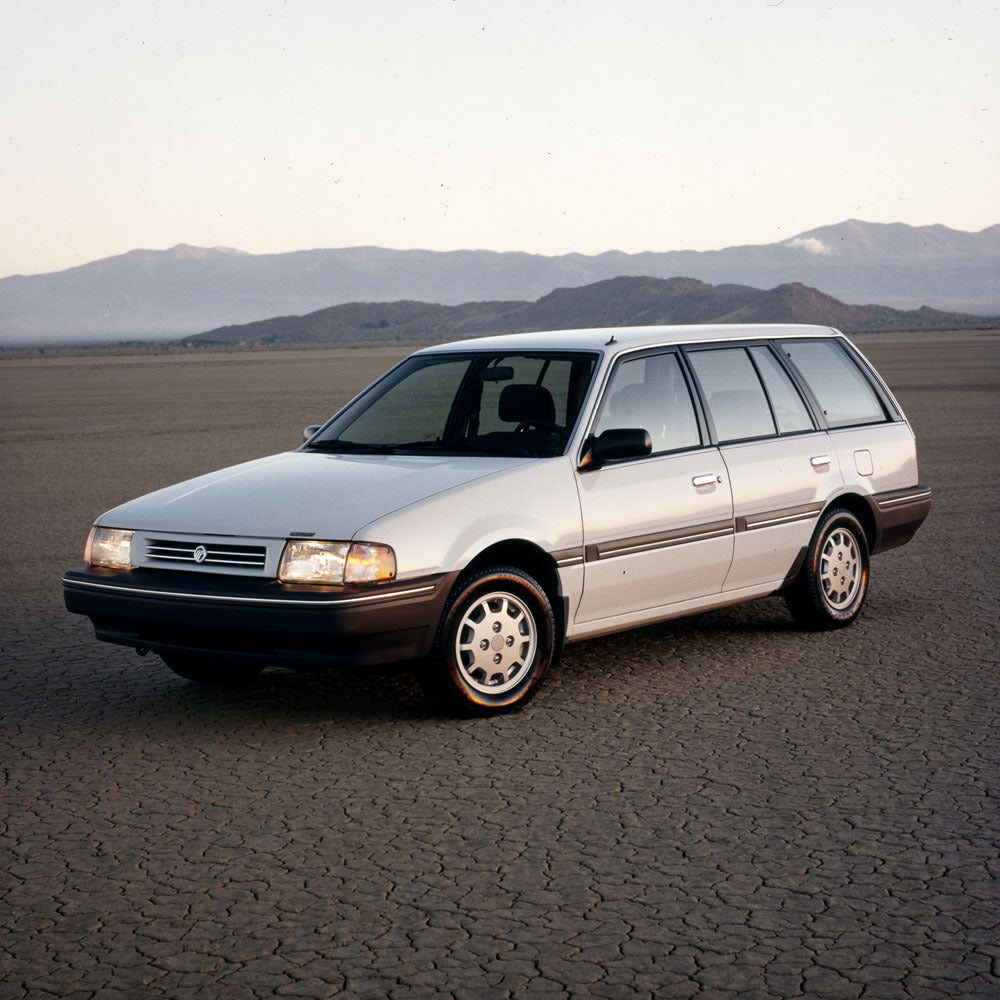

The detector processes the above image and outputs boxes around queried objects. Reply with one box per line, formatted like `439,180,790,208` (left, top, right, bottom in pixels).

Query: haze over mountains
1,220,998,345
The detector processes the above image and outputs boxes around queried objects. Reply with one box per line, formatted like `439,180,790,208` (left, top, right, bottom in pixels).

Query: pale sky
3,0,998,278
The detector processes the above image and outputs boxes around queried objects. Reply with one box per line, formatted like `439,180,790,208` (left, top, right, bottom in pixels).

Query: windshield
306,351,599,457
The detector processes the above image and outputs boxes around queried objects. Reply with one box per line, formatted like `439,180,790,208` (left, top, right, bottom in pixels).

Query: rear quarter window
781,339,890,428
748,345,815,434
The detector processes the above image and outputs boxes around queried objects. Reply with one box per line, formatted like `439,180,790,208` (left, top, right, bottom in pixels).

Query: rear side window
782,339,889,428
687,348,775,442
749,346,814,434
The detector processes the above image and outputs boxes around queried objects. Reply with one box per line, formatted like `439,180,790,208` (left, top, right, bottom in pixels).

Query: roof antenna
605,334,617,345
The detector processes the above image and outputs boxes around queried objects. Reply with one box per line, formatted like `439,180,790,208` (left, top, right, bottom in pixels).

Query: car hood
96,450,526,539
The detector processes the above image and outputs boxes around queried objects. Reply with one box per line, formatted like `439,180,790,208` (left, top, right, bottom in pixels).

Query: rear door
685,343,841,591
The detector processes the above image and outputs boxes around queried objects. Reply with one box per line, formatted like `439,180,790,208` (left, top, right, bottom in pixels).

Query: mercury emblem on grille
193,545,208,564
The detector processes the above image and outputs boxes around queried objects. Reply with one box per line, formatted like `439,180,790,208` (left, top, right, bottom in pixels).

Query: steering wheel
515,420,566,438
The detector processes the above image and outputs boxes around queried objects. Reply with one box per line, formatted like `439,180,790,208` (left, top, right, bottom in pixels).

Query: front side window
307,351,598,457
592,352,701,453
781,339,889,428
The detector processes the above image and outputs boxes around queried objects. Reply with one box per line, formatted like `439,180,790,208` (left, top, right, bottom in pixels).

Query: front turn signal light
344,542,396,584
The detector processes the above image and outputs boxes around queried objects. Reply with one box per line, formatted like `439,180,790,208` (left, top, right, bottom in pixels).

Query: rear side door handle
692,474,722,488
811,455,832,469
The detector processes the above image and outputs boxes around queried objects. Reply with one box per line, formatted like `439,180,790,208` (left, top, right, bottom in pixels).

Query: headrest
499,384,556,424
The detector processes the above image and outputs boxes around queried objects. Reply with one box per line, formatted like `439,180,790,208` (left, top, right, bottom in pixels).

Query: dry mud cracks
1,331,998,998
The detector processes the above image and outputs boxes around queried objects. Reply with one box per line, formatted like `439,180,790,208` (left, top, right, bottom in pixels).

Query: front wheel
785,508,870,630
161,654,262,685
419,565,557,715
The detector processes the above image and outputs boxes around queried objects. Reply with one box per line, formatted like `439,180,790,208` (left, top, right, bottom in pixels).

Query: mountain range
1,220,998,345
185,275,996,348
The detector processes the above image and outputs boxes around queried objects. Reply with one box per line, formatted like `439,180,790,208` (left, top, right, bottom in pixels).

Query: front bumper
63,565,455,668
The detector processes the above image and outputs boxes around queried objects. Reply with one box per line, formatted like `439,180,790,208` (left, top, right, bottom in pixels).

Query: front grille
146,539,267,570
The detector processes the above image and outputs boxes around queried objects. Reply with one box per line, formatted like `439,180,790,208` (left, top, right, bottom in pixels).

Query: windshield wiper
309,438,543,458
396,439,539,456
392,440,454,451
305,439,399,453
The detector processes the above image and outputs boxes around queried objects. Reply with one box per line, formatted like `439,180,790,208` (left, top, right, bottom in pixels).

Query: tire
420,565,557,715
785,508,870,630
161,654,262,685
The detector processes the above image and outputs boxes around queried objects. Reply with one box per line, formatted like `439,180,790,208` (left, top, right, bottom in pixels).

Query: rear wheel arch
825,491,877,553
785,506,870,630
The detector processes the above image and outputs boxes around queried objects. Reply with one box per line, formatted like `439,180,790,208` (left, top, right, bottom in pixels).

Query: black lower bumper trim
869,485,932,554
63,566,456,669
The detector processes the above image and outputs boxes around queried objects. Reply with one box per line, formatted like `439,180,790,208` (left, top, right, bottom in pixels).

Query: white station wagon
64,325,930,714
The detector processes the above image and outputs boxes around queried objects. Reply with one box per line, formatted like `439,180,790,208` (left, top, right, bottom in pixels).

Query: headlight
85,527,135,569
277,540,396,585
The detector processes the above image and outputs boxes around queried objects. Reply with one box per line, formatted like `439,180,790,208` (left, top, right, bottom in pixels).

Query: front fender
360,458,584,580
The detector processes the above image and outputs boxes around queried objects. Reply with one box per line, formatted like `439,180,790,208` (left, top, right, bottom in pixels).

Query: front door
574,350,735,625
575,450,734,623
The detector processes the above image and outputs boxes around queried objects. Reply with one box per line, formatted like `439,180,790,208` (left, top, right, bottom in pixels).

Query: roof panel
417,324,841,356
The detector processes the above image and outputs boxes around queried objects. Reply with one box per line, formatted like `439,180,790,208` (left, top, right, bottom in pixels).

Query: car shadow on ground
28,597,807,732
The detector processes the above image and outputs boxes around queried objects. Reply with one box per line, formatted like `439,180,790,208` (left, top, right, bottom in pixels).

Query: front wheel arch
419,564,558,715
460,540,566,651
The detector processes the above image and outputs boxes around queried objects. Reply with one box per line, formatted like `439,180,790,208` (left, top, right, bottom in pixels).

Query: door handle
811,455,832,469
692,474,722,488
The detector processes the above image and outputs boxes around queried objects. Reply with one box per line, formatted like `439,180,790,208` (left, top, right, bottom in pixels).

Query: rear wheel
161,654,262,685
785,508,870,630
419,565,556,715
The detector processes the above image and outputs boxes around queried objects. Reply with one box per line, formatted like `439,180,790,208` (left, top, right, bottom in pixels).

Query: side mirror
580,428,652,469
303,424,322,442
